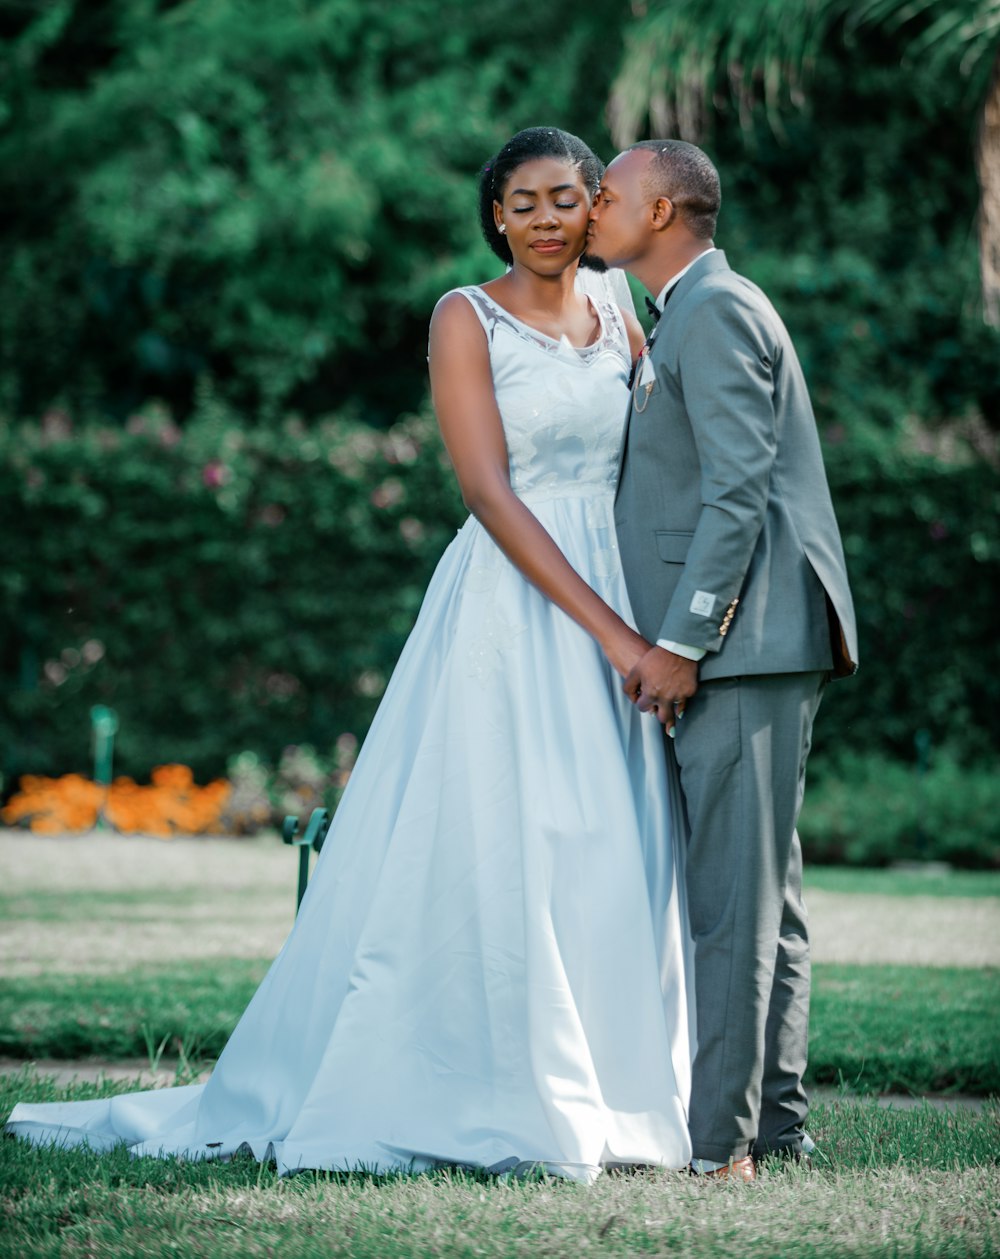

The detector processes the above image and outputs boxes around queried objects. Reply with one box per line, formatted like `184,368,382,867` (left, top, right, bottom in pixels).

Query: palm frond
610,0,999,145
847,0,1000,85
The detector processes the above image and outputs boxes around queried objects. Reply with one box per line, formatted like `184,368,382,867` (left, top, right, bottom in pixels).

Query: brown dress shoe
690,1155,757,1183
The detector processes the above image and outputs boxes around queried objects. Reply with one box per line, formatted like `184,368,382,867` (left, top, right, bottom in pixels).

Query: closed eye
511,201,581,213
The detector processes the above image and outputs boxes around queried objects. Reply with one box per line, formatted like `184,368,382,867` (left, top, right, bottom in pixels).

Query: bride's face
493,158,592,274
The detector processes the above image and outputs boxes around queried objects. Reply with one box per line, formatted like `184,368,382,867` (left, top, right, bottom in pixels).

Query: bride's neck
504,261,582,312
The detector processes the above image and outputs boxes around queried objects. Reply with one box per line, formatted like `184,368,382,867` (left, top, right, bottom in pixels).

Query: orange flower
150,764,195,790
2,766,232,836
1,774,104,833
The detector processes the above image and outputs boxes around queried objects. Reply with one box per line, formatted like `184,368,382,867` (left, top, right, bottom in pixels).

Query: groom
588,141,857,1180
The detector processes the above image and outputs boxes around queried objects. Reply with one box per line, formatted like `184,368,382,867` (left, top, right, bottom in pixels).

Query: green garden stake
914,728,932,857
282,807,330,914
91,706,119,829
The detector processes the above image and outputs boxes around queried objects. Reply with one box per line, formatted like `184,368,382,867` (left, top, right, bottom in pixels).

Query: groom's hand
624,647,699,734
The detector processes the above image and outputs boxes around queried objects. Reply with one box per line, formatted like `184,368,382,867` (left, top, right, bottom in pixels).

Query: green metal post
90,706,118,829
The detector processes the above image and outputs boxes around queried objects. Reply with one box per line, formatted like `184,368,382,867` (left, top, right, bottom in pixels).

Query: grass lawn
2,1071,999,1259
805,866,1000,898
2,833,998,1256
808,965,999,1094
1,960,997,1096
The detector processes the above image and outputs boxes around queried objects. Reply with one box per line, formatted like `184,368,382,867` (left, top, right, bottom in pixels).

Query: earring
498,224,506,234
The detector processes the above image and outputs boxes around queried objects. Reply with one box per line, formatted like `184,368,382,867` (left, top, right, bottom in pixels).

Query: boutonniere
631,345,657,413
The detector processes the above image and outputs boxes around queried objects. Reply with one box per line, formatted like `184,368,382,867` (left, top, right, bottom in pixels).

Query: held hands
624,647,699,736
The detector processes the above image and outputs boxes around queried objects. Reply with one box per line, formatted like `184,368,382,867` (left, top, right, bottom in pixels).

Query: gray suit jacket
615,251,858,681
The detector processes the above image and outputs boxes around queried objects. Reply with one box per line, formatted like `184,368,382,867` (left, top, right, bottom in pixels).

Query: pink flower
202,461,229,488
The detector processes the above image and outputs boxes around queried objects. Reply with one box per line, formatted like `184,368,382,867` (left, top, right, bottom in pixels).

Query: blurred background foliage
0,0,622,420
2,404,464,779
1,0,998,863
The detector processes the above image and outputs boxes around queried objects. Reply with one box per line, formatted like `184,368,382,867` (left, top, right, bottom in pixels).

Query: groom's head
587,140,720,278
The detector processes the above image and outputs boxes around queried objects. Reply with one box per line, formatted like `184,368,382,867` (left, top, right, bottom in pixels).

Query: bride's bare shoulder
428,290,491,371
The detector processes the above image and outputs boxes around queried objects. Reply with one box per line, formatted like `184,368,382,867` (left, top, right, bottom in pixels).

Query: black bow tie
645,281,681,323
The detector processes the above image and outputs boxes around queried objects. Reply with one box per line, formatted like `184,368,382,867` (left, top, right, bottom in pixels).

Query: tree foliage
0,0,625,420
611,0,1000,324
612,0,999,139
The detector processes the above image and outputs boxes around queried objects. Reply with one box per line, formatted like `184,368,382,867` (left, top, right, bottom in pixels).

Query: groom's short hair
629,140,721,239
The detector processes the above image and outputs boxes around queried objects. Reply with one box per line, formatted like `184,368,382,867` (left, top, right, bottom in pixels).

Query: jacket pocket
654,530,694,563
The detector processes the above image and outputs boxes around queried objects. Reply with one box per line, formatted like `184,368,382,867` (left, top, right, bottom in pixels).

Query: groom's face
587,150,654,269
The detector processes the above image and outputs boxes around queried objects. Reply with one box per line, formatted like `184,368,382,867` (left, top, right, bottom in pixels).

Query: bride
6,127,694,1182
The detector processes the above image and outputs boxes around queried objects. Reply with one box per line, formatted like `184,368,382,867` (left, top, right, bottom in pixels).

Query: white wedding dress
6,273,694,1182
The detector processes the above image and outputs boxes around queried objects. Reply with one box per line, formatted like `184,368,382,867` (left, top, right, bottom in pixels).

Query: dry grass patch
3,831,998,978
0,831,295,976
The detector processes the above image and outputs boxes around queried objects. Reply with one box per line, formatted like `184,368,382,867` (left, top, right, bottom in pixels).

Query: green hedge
0,405,464,784
800,751,1000,869
813,435,1000,768
2,408,998,862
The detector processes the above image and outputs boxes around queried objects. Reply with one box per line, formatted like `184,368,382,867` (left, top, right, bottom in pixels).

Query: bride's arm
429,292,648,678
621,308,646,362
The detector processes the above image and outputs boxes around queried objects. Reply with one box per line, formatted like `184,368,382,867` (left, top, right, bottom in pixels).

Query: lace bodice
455,284,632,502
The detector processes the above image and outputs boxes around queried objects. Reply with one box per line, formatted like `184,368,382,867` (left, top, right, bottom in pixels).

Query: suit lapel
615,251,730,488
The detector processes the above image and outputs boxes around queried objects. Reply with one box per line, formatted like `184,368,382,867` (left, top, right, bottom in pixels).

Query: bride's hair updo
479,127,604,267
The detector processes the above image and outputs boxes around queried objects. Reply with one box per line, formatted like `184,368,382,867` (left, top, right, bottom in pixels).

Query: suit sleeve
657,289,778,651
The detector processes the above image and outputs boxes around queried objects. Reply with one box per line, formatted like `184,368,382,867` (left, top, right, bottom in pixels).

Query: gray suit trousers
673,671,825,1163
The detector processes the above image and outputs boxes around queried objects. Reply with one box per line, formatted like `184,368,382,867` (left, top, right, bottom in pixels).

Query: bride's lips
530,239,566,254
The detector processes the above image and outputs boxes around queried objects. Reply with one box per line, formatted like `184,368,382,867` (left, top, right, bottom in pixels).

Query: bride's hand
602,623,653,679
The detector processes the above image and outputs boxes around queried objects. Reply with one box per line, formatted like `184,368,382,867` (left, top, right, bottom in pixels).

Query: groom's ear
650,196,677,232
